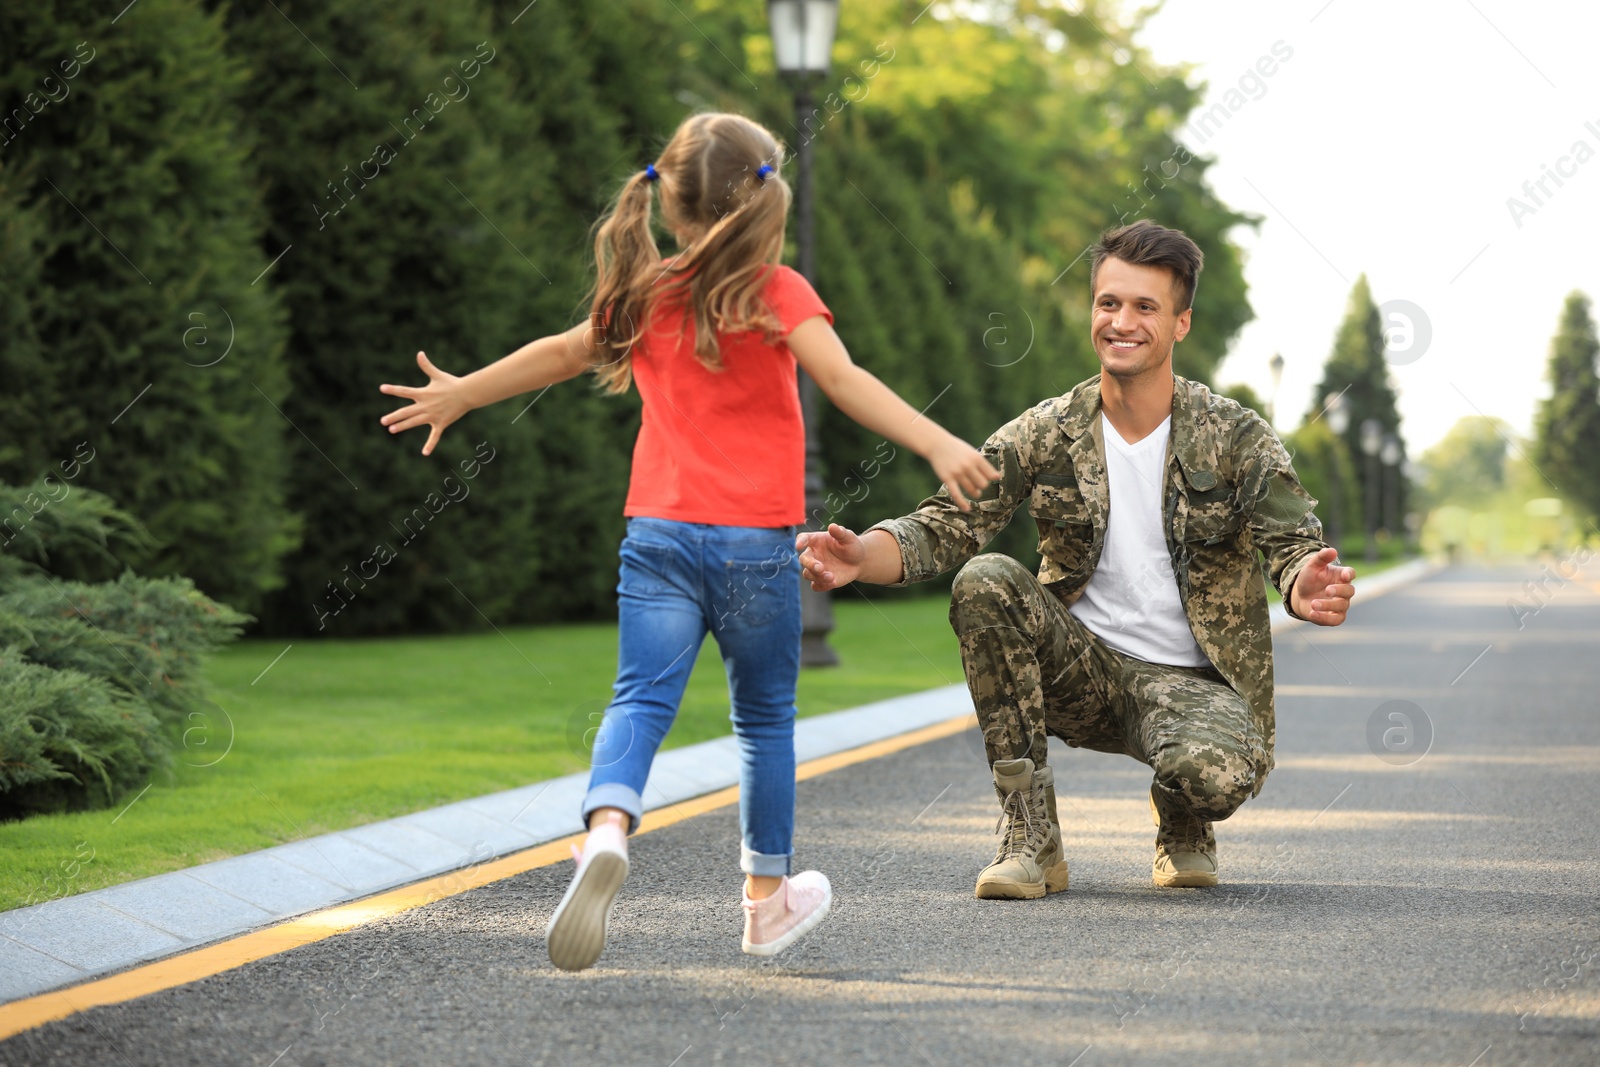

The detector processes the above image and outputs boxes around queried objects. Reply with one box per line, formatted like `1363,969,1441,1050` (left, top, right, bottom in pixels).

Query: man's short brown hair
1089,219,1204,311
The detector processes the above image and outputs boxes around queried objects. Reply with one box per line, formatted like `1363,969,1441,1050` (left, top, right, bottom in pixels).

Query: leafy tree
0,0,296,613
1417,416,1509,511
793,0,1257,384
1219,382,1266,415
1533,291,1600,520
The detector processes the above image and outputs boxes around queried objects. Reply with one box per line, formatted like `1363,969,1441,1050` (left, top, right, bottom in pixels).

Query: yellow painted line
0,712,975,1041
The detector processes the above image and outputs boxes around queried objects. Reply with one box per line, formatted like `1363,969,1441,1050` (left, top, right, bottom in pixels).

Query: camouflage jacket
869,374,1330,781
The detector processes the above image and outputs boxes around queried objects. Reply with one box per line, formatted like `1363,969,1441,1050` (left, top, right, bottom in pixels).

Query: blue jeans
582,517,802,876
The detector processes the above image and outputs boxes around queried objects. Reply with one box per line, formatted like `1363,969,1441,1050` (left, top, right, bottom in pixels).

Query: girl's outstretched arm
787,316,999,511
379,322,596,455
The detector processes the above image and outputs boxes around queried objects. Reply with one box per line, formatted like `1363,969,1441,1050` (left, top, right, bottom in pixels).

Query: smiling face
1091,257,1193,380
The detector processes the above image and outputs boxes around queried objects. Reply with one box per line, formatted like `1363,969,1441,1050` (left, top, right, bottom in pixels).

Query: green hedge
5,0,1257,635
0,0,297,614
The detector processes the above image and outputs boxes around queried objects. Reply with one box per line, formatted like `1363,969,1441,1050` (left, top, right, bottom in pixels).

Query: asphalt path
4,562,1599,1066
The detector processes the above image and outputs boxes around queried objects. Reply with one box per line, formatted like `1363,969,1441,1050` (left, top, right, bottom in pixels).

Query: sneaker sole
740,886,833,957
545,849,629,972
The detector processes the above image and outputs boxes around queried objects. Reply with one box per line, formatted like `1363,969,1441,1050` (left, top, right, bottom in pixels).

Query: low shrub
0,480,246,819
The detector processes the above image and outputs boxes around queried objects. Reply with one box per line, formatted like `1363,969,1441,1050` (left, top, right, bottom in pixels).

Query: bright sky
1136,0,1600,454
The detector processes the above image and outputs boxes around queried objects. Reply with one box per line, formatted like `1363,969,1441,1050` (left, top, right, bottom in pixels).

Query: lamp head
1324,391,1349,435
767,0,839,79
1360,418,1383,456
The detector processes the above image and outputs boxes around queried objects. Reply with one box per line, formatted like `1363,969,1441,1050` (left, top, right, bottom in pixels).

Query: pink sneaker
740,871,832,957
545,814,629,971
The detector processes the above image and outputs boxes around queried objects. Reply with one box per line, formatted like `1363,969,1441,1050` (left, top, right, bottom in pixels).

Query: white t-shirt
1067,414,1212,668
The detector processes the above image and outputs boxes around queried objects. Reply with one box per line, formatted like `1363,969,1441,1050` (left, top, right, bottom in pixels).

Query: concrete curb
0,555,1443,1004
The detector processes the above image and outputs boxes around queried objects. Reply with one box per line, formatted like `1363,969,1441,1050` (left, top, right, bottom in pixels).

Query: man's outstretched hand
1290,546,1356,626
796,524,869,591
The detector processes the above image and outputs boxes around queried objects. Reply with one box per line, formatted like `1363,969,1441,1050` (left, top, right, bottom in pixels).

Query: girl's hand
379,352,471,456
929,434,1001,512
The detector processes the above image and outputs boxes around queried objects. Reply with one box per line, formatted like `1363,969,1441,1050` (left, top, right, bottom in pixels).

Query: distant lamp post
1268,352,1285,426
1360,418,1383,563
1381,433,1402,544
768,0,840,667
1323,392,1350,547
1402,459,1422,553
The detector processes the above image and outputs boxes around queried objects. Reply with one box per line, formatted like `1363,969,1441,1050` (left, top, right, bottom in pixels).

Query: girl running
379,112,998,970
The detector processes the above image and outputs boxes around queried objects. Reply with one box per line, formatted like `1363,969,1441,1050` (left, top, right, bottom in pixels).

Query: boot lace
993,788,1046,858
1156,800,1211,854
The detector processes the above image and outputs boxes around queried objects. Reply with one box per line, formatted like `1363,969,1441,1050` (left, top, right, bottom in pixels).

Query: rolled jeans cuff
741,842,792,877
582,783,644,835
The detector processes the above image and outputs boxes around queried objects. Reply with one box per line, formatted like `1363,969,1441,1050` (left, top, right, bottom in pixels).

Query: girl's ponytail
586,113,791,393
671,166,788,365
589,170,661,394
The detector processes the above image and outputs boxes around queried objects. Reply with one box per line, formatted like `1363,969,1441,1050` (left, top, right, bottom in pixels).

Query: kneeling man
797,220,1356,895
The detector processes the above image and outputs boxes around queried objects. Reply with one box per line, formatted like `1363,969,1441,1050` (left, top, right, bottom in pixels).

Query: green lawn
0,595,963,912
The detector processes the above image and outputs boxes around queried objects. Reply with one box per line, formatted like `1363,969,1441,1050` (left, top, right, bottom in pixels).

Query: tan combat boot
975,758,1070,899
1149,784,1218,888
1037,761,1067,882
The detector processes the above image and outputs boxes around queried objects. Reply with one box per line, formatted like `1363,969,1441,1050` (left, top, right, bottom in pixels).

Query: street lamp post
1360,418,1383,563
768,0,840,667
1381,433,1402,544
1324,392,1349,548
1268,352,1285,427
1401,459,1421,553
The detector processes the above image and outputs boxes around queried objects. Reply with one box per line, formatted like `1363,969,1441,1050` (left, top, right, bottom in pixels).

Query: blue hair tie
756,163,775,181
644,164,660,182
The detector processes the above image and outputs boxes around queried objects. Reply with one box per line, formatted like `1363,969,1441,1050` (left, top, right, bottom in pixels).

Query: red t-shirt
624,264,831,527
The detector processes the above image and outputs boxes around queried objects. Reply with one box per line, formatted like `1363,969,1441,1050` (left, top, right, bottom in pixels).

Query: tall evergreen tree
212,1,540,634
0,0,295,611
217,0,701,634
1309,275,1406,531
1533,291,1600,519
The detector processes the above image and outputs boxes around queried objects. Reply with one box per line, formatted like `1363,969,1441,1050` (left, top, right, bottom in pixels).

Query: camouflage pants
950,554,1261,826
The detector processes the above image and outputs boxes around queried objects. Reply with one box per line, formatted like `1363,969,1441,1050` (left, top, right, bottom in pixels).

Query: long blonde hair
588,112,791,393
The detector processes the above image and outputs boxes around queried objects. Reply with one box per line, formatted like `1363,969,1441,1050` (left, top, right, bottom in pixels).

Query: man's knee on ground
949,554,1035,633
1154,747,1255,822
